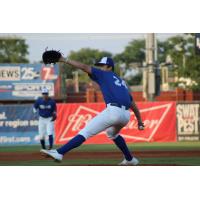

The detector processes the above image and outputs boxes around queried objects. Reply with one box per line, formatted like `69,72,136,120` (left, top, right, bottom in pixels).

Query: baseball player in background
33,88,57,151
42,56,144,165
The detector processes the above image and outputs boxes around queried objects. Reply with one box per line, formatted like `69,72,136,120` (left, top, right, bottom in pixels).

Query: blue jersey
34,97,56,118
90,67,132,108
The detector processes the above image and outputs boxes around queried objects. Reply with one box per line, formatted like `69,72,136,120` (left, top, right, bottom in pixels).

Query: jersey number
113,76,128,89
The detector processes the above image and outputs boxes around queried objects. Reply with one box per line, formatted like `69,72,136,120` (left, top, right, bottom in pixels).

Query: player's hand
138,121,145,130
58,56,66,63
51,114,57,121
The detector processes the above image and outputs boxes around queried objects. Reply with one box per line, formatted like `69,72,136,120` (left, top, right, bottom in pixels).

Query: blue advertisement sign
0,104,40,145
0,63,59,100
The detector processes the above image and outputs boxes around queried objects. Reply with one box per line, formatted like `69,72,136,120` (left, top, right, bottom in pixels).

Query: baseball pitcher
41,50,144,165
33,88,57,151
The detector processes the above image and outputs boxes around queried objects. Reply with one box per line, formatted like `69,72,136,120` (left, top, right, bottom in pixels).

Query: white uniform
79,104,130,139
77,64,133,140
41,57,142,165
38,116,54,139
33,88,56,141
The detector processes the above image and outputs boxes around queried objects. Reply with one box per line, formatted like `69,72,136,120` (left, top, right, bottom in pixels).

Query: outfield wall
0,102,199,146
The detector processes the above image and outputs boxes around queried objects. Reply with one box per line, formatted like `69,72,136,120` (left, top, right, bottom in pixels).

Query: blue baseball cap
95,57,115,69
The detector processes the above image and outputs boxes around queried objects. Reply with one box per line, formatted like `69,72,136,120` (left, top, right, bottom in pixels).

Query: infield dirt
0,150,200,165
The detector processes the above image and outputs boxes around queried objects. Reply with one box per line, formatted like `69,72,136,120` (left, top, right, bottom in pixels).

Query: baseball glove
42,50,62,64
51,113,57,122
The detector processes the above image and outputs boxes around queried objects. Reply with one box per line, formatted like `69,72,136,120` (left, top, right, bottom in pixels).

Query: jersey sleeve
89,67,104,82
33,99,39,109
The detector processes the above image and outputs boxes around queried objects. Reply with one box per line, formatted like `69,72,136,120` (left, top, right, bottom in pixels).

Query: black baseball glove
42,50,62,64
51,113,57,122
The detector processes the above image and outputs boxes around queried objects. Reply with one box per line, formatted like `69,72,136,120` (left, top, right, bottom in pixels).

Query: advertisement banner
0,64,59,100
55,102,177,144
0,102,177,146
0,105,39,145
177,103,200,141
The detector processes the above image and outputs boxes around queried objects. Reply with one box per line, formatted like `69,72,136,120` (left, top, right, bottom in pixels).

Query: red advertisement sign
55,102,177,144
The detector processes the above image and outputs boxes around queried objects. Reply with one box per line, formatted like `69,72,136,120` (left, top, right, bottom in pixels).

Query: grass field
0,142,200,166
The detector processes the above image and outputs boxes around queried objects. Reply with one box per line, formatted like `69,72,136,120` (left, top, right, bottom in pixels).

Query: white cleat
119,157,139,166
40,149,47,153
41,149,63,162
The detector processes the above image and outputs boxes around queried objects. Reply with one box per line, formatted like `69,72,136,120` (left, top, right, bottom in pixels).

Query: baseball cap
95,57,115,68
41,88,49,94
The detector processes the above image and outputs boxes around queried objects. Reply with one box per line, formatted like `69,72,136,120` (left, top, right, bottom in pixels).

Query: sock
113,135,133,161
57,135,86,155
48,135,54,149
40,139,46,149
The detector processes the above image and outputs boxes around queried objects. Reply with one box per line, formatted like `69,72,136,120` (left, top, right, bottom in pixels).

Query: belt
39,116,52,118
108,103,129,110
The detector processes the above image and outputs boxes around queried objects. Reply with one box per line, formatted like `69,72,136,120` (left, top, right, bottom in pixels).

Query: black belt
109,103,129,110
40,116,52,118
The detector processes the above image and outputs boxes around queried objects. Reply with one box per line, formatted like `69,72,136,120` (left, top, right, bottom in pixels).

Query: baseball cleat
41,149,63,162
119,157,139,166
40,149,50,158
40,149,46,153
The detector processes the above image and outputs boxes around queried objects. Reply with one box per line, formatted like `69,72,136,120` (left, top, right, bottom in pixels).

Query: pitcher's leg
57,108,112,155
78,108,112,139
57,134,86,154
113,135,133,161
106,126,132,161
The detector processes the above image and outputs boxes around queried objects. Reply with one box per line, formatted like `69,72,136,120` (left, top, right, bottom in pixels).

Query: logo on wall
177,104,200,141
55,102,176,144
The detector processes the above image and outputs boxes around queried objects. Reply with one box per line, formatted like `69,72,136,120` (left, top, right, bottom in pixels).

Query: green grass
0,141,200,153
0,142,200,166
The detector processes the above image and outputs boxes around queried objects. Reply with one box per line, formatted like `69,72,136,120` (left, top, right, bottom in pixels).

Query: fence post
86,89,95,103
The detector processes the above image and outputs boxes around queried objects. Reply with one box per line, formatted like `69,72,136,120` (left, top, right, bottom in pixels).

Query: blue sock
40,139,46,149
48,135,53,149
57,134,86,155
113,135,133,161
